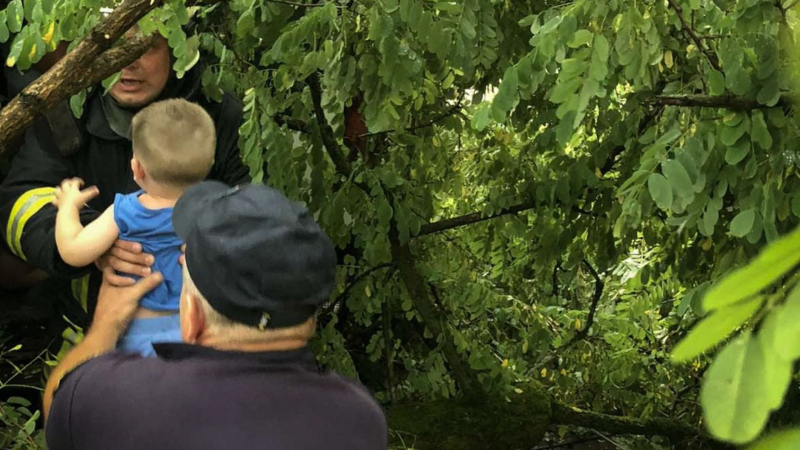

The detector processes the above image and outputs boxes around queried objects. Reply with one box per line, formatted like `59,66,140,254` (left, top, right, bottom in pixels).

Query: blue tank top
114,191,182,312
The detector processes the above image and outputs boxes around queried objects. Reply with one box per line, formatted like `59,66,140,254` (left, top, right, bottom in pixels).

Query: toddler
52,98,216,356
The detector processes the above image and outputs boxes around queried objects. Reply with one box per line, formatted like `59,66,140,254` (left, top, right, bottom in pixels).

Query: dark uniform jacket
0,64,250,329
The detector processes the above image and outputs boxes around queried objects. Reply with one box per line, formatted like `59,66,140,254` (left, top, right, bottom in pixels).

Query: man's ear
180,293,205,344
131,157,146,182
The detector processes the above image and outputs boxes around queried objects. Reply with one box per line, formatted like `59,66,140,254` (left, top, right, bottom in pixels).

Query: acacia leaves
674,226,800,443
700,332,790,444
671,296,762,362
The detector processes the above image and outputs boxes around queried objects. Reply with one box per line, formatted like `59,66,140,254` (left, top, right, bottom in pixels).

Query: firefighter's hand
52,178,99,210
96,240,155,286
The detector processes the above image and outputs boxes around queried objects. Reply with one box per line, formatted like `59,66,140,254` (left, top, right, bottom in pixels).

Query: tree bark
0,0,164,153
388,221,483,398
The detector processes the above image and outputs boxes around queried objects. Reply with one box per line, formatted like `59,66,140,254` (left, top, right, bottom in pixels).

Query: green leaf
772,285,800,362
648,173,673,210
377,199,394,225
757,82,781,107
471,103,491,131
69,90,86,119
539,15,562,34
492,66,519,117
671,296,762,362
750,111,772,149
6,397,31,407
708,70,725,95
593,34,609,62
725,140,750,165
703,226,800,311
726,66,751,96
748,429,800,450
700,332,781,444
568,29,592,48
756,310,793,409
460,19,476,39
721,118,748,146
6,0,22,33
662,160,693,200
730,209,756,237
0,12,8,43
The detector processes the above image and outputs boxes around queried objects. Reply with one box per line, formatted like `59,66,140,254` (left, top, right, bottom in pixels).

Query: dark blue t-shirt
46,344,387,450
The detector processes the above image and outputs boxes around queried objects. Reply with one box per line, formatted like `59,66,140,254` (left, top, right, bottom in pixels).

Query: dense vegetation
2,0,800,448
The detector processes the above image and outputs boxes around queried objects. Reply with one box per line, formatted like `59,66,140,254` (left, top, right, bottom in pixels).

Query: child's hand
52,178,100,210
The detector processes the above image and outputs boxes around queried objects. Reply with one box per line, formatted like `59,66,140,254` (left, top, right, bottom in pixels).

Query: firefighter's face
109,36,171,108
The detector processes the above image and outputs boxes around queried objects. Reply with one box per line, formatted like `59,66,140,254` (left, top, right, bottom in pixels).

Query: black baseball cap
173,181,337,330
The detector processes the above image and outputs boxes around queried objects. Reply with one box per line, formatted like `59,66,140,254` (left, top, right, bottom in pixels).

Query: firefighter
0,32,250,343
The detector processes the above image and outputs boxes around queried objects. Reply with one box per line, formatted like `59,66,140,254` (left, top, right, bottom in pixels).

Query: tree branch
645,94,788,110
551,402,708,444
417,201,538,237
565,259,604,346
360,94,465,138
266,0,343,7
321,263,395,315
273,114,310,133
0,0,163,152
666,0,722,72
389,219,483,398
307,73,353,177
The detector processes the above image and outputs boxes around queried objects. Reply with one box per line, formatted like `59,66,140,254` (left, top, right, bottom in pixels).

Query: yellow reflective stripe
71,274,90,311
5,187,57,260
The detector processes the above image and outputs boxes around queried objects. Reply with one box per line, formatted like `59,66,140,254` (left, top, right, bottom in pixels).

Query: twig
321,263,395,315
666,0,722,72
533,259,604,372
266,0,344,6
360,94,466,138
417,201,538,237
645,94,789,110
591,430,626,450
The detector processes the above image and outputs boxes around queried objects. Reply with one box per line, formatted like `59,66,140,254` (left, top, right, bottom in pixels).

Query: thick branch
666,0,722,72
0,0,163,152
551,402,727,447
307,73,352,176
389,221,483,398
645,94,788,110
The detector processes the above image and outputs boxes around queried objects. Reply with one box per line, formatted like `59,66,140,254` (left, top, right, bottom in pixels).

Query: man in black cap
42,182,388,450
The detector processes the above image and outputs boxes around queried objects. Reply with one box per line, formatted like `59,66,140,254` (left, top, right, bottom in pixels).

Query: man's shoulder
317,372,387,422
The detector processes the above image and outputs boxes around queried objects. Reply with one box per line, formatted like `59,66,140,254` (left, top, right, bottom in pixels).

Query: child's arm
53,178,119,268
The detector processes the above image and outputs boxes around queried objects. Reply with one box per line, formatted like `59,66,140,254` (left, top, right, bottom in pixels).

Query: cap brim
173,181,232,241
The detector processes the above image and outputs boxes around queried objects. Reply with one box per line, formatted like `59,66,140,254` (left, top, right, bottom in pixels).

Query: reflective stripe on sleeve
5,187,57,260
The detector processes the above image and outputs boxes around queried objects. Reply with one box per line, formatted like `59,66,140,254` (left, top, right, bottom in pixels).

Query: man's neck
201,337,309,353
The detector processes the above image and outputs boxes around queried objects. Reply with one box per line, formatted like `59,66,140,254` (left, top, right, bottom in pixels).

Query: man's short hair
131,99,216,188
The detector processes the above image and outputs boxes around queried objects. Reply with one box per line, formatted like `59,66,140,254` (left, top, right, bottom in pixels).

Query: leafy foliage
2,0,800,447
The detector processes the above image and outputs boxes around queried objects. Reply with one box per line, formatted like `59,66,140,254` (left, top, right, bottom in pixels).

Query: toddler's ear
131,158,146,182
